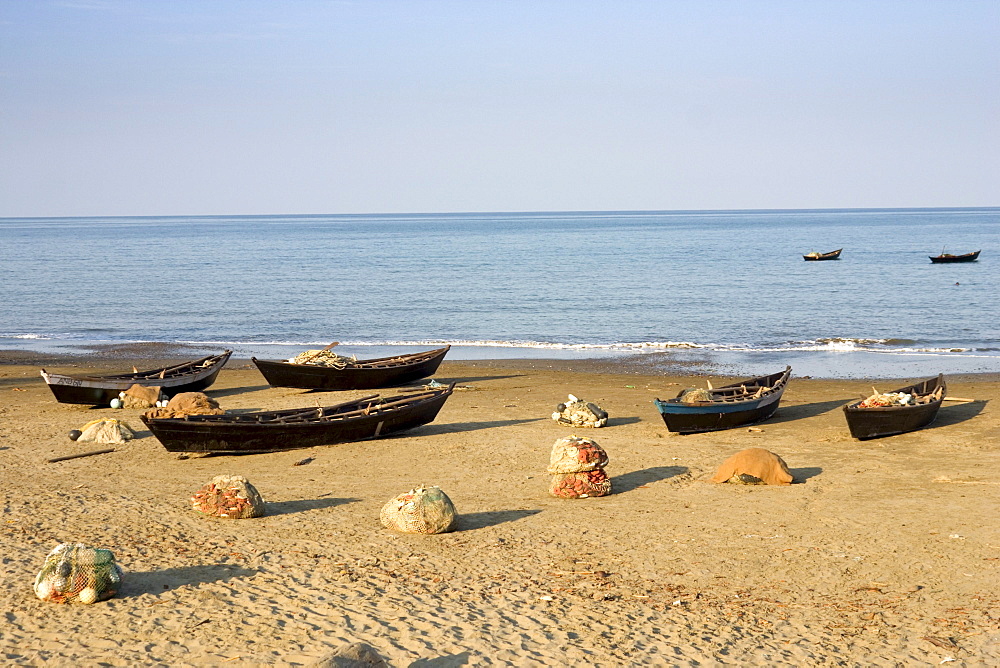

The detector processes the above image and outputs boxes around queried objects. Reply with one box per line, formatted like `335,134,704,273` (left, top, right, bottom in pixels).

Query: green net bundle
546,435,609,474
34,543,123,604
191,475,266,519
380,485,456,534
549,469,612,499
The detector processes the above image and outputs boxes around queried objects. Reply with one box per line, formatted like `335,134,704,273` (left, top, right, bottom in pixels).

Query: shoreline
5,345,1000,385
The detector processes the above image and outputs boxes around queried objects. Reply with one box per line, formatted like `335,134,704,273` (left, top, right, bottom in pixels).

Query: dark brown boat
653,366,791,434
40,350,232,405
842,374,945,440
252,346,450,390
803,249,842,261
141,384,455,454
929,250,980,263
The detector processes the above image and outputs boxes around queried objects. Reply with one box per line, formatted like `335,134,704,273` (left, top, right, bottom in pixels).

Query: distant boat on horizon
803,248,842,261
929,250,980,263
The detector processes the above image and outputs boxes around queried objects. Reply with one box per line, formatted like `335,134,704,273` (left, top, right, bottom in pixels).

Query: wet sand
1,354,998,666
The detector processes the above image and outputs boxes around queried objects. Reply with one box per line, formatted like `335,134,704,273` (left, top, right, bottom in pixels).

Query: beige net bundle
118,384,163,409
144,392,224,419
551,394,609,428
76,418,135,445
547,435,609,474
679,388,713,404
288,350,358,368
710,448,793,486
191,475,266,519
34,543,123,604
380,485,456,534
549,469,612,499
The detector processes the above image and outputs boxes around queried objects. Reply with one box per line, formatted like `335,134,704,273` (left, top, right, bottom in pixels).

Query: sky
1,0,997,217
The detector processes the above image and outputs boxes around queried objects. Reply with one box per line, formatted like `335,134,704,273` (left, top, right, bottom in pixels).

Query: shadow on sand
265,497,361,517
455,509,542,531
613,466,689,493
123,565,257,597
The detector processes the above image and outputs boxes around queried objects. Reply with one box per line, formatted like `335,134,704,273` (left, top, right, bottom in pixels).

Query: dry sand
1,355,999,667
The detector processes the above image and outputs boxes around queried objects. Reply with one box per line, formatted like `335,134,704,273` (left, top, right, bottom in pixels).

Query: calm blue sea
1,209,997,378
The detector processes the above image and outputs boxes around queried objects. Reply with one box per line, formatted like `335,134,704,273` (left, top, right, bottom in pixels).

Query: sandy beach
1,354,999,667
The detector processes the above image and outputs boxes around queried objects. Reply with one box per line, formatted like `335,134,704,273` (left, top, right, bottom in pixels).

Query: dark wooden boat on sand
929,250,980,263
843,374,945,440
653,366,791,434
803,248,842,261
142,384,455,454
252,346,450,390
40,350,232,405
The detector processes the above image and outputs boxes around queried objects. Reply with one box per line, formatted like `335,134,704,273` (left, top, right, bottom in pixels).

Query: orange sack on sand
710,447,794,485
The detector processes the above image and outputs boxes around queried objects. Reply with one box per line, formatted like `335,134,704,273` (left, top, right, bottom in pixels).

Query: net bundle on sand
191,475,266,519
551,394,609,428
380,485,456,534
547,435,612,498
310,642,389,668
34,543,123,604
118,383,163,409
710,447,793,485
76,418,135,445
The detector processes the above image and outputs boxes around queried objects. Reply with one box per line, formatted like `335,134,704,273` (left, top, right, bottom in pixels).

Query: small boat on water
142,384,455,454
653,366,792,434
843,374,945,440
803,249,843,261
40,350,232,405
929,250,980,263
252,346,450,390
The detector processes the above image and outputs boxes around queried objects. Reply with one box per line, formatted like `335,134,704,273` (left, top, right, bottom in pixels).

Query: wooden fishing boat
653,366,791,434
842,374,945,440
929,250,980,263
251,346,450,390
40,350,232,405
141,384,455,454
802,248,842,261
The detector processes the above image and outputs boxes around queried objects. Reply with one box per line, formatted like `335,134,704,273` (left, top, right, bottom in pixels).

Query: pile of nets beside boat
287,350,358,368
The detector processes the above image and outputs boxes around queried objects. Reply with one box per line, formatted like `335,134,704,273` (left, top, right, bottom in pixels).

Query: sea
1,208,997,379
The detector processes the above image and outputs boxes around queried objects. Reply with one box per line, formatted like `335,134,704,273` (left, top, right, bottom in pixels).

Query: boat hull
40,351,231,405
929,251,980,263
141,387,453,454
653,367,791,434
803,249,842,261
252,346,449,390
843,375,945,439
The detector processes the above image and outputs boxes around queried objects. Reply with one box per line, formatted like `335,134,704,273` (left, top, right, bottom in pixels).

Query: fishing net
547,435,609,474
549,469,612,499
288,350,358,368
191,475,266,519
144,392,224,419
311,642,390,668
710,448,793,486
551,394,609,428
119,384,162,409
380,485,456,534
34,543,123,604
859,391,914,408
77,418,135,444
679,388,713,404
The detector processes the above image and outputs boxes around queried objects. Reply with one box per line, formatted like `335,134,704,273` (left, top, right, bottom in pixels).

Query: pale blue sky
1,0,997,216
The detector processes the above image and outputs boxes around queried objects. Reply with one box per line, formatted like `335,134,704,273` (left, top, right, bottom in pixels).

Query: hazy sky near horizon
1,0,997,217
